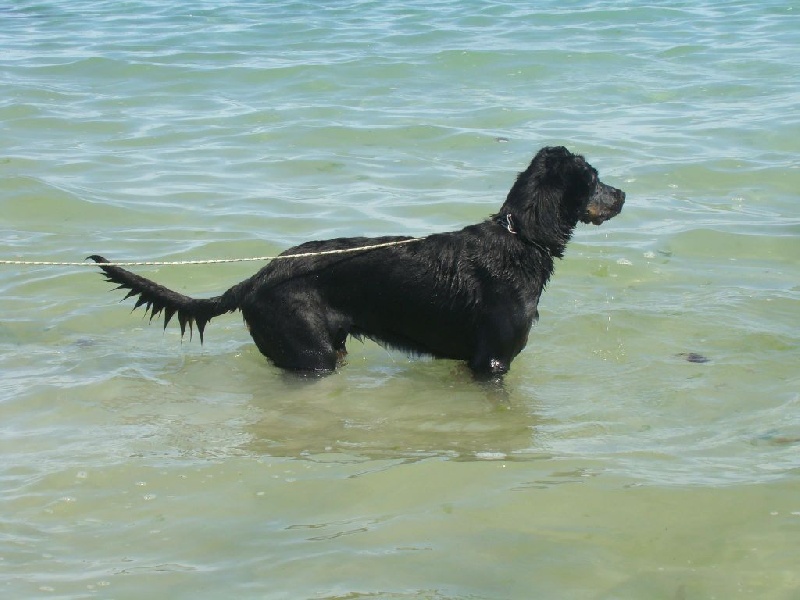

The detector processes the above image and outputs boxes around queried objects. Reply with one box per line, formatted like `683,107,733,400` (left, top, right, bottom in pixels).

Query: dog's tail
89,255,252,343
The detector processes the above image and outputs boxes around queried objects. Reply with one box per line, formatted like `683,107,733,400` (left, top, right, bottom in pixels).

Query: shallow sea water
1,1,799,598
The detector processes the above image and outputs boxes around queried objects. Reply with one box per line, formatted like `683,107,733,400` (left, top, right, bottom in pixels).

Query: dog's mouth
581,182,625,225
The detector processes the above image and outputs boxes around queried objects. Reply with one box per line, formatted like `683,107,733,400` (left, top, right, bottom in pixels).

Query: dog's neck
494,212,557,258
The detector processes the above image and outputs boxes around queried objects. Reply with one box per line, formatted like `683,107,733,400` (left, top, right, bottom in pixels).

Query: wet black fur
91,146,625,377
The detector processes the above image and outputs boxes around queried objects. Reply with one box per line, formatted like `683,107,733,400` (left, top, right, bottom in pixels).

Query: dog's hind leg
247,317,339,372
241,296,340,373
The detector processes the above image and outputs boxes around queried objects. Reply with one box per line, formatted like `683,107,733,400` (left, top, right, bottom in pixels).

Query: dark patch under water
677,352,710,364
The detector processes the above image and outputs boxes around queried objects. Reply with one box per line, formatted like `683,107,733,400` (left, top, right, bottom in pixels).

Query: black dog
91,146,624,377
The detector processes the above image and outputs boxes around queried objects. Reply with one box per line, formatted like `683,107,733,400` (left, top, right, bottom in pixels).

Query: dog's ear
534,146,575,177
540,146,595,191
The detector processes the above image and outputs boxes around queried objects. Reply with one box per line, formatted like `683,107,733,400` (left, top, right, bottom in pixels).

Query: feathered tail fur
89,255,246,342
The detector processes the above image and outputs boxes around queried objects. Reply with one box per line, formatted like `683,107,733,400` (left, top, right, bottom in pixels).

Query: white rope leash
0,237,423,268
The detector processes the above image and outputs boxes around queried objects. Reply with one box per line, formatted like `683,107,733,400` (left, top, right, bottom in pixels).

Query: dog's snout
604,183,625,208
581,180,625,225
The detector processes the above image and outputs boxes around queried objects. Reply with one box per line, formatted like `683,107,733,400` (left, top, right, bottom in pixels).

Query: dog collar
496,213,517,235
495,213,557,257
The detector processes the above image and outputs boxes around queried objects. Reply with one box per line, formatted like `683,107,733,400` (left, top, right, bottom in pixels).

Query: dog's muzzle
582,182,625,225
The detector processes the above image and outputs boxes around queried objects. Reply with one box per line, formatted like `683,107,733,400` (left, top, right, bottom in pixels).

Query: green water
1,1,799,598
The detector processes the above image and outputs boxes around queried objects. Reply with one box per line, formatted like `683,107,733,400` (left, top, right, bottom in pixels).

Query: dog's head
499,146,625,256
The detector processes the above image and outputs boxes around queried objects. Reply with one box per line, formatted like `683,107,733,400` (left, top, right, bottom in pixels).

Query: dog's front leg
468,311,528,379
468,353,511,379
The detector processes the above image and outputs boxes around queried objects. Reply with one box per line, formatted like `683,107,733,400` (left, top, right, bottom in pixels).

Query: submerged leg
242,296,340,373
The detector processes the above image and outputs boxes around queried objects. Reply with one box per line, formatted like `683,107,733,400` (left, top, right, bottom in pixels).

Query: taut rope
0,237,424,268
